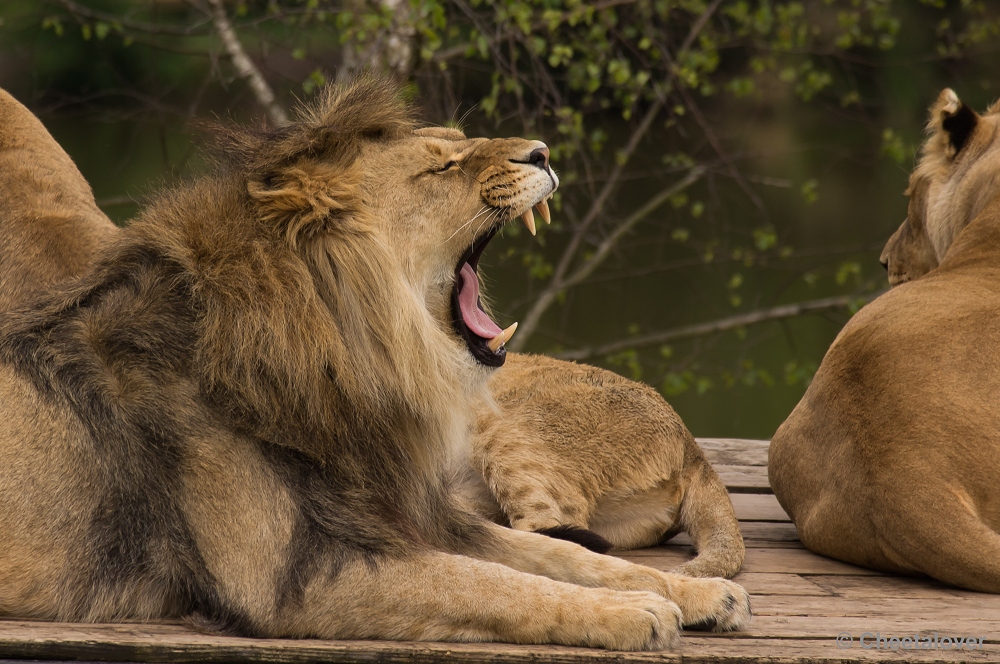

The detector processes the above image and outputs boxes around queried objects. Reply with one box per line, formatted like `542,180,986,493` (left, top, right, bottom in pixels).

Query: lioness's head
880,89,1000,286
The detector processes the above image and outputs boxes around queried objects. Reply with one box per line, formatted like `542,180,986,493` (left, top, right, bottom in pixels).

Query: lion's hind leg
872,481,1000,594
285,550,682,650
477,430,613,553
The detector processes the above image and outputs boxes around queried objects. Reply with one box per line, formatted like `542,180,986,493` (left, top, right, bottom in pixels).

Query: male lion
0,88,116,311
769,89,1000,593
0,87,745,581
0,78,750,648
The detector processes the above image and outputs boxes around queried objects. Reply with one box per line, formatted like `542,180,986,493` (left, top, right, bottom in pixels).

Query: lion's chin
451,225,511,368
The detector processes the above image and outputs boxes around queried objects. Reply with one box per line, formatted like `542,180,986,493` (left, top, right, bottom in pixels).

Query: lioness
0,88,116,310
769,88,1000,593
0,88,745,581
0,77,750,648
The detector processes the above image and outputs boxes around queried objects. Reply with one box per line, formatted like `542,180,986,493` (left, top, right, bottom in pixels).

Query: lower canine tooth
488,322,518,353
521,209,536,236
535,199,551,224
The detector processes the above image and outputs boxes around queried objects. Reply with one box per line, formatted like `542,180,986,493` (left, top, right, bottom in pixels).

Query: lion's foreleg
470,523,752,632
278,550,682,650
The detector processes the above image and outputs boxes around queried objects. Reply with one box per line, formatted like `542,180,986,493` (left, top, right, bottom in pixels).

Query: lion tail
671,460,745,579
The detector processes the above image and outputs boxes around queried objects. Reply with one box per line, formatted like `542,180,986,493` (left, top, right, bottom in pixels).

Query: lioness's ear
929,88,979,157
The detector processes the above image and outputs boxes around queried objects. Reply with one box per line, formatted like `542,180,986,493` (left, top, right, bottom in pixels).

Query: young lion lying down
0,78,750,648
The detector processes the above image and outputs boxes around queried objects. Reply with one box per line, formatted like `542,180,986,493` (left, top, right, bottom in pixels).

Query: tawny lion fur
0,78,750,648
0,89,744,581
0,89,116,311
770,88,1000,593
469,354,743,577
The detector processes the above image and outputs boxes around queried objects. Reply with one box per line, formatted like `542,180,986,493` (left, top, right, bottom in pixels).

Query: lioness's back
0,88,117,310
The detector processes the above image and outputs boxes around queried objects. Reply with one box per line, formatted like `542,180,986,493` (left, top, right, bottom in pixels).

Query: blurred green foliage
2,0,999,435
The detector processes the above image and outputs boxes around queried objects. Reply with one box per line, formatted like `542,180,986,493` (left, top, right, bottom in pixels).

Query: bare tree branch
203,0,289,125
557,165,707,292
554,292,884,362
508,0,725,351
53,0,213,36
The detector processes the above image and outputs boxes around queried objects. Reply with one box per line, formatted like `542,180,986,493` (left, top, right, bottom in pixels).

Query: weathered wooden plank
753,595,1000,617
679,636,999,662
741,615,999,642
696,438,770,466
0,619,993,664
621,546,881,575
729,573,833,596
809,574,992,600
739,521,801,544
728,547,881,576
713,464,772,493
655,522,801,549
730,493,790,522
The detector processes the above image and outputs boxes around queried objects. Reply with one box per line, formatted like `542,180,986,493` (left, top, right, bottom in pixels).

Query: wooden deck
0,438,997,663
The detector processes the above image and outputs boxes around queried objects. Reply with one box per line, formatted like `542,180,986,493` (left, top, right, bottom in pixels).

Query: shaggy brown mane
173,79,470,475
5,76,471,518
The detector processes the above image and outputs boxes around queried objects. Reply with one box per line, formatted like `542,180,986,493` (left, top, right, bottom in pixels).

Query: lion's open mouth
451,196,552,367
451,225,513,367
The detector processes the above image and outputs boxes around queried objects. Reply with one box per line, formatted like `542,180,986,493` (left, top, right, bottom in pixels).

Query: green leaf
800,179,819,204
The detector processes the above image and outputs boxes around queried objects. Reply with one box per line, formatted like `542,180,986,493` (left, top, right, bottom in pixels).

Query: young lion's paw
593,590,683,650
672,577,752,632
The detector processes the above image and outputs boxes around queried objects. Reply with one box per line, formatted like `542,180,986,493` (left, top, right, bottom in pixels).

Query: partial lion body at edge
771,89,1000,593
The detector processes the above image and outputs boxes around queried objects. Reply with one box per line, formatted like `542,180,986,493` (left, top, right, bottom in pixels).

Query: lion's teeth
535,199,551,224
521,209,536,236
488,322,518,353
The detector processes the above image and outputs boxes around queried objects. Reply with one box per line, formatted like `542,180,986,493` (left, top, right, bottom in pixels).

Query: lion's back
770,266,1000,559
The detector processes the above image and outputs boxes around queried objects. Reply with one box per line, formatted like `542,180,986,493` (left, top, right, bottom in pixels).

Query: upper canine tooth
535,199,551,224
521,209,536,236
488,322,518,353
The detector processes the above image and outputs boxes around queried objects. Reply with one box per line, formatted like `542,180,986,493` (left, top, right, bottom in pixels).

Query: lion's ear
414,126,467,141
248,159,363,247
929,88,979,158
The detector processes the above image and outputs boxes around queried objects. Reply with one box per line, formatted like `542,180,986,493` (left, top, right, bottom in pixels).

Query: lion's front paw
592,590,682,650
672,577,752,632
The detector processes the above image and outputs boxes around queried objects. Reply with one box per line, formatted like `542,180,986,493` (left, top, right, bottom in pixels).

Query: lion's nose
528,147,549,169
880,258,889,272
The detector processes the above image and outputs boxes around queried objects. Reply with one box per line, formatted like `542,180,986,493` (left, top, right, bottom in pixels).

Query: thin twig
53,0,212,36
555,292,884,362
509,0,725,351
202,0,288,125
557,166,707,292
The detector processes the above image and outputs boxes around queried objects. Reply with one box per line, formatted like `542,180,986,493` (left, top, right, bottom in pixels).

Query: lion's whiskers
440,206,491,247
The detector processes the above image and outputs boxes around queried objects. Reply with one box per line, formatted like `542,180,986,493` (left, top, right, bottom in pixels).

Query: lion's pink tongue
458,263,503,339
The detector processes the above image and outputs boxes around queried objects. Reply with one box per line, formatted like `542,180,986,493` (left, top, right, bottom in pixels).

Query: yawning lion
0,77,750,648
0,87,745,583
